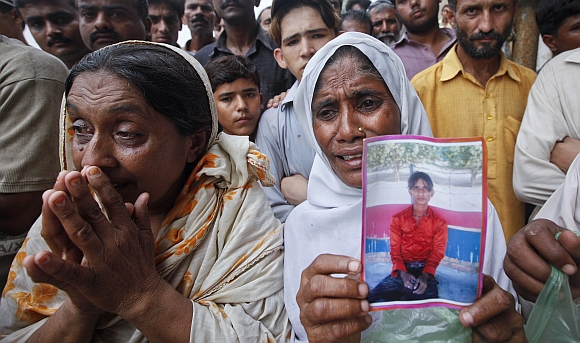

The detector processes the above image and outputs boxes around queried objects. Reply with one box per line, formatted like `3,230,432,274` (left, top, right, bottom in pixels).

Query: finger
305,315,372,343
470,303,525,343
302,297,370,324
84,166,134,227
523,219,575,272
503,256,544,301
46,190,103,259
558,230,580,274
460,275,514,328
301,254,362,286
414,281,427,294
23,252,90,297
505,226,554,286
301,274,368,304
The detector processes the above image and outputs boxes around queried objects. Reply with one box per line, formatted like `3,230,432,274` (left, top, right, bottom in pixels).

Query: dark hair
148,0,184,19
314,45,383,100
205,55,260,92
14,0,75,10
345,0,370,11
270,0,339,47
536,0,580,36
407,172,433,190
66,44,212,137
339,9,372,34
0,2,13,13
74,0,148,20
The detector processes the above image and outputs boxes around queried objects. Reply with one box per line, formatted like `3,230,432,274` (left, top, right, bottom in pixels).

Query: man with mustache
194,0,294,109
183,0,215,53
367,0,401,45
148,0,182,46
411,0,536,241
77,0,150,51
390,0,456,80
15,0,90,69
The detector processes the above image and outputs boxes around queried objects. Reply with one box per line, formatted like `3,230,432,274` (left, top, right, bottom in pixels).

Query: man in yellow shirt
411,0,536,241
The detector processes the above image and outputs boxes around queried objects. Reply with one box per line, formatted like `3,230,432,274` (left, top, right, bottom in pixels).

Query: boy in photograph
205,55,262,141
368,172,448,302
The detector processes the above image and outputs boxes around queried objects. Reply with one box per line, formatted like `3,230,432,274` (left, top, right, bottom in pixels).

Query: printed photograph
362,136,486,310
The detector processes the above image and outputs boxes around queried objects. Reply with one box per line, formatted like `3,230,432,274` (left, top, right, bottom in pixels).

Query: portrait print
362,136,486,310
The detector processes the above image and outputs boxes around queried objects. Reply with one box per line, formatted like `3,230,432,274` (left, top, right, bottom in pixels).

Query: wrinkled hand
550,137,580,173
22,166,162,318
266,90,288,109
297,254,372,343
459,275,526,343
399,270,416,290
280,174,308,206
504,218,580,301
413,272,429,294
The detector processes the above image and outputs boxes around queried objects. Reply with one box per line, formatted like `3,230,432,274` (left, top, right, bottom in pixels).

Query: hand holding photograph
362,135,486,310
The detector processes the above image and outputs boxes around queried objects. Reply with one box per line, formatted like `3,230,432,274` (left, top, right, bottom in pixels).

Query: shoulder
506,59,537,85
194,43,218,66
411,61,444,89
0,36,68,84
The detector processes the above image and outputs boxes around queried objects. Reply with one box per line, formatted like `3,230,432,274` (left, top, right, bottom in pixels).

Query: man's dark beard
88,28,122,44
455,21,513,59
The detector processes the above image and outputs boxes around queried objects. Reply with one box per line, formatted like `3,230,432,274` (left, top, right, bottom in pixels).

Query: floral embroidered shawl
0,41,290,343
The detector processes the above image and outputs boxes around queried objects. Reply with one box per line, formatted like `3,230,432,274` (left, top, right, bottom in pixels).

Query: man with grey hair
367,0,400,44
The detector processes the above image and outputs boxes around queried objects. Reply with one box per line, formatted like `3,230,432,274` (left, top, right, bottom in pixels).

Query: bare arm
0,191,43,236
550,137,580,174
280,174,308,206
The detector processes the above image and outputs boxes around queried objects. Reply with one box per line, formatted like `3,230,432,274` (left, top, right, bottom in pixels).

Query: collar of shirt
212,22,275,57
440,44,522,85
278,81,298,112
391,28,456,50
565,48,580,64
402,205,434,221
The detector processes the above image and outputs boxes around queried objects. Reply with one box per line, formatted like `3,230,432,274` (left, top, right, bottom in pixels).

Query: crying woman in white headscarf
283,32,526,343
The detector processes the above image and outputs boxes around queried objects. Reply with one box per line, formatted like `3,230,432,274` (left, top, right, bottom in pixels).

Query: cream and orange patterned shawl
0,41,289,343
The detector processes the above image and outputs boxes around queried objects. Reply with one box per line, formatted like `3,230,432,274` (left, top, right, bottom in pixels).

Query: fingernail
562,264,576,275
361,300,369,312
38,253,50,264
88,167,100,176
348,260,360,273
461,312,474,327
359,283,368,296
70,175,81,186
54,194,66,206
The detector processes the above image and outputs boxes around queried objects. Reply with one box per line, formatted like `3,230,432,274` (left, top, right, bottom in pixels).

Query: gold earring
358,127,364,132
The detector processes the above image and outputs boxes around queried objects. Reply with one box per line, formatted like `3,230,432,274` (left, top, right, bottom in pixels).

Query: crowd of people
0,0,579,341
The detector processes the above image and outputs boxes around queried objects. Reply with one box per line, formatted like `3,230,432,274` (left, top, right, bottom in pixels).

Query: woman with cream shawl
284,32,525,342
0,41,290,342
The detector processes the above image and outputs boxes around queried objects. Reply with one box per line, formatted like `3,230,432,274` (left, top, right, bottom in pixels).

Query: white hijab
284,32,512,342
285,32,433,342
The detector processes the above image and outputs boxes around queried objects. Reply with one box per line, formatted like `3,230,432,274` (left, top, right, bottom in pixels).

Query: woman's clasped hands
22,166,162,320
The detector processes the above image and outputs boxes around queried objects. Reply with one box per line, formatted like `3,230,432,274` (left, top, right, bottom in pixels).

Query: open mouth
340,154,362,161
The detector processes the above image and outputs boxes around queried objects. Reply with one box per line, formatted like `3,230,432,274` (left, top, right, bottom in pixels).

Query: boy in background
205,55,263,141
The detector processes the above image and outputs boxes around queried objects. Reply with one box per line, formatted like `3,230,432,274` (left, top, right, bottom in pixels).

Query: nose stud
358,127,364,132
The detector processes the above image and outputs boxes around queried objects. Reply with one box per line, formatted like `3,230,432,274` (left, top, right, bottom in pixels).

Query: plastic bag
525,265,580,343
363,307,471,342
